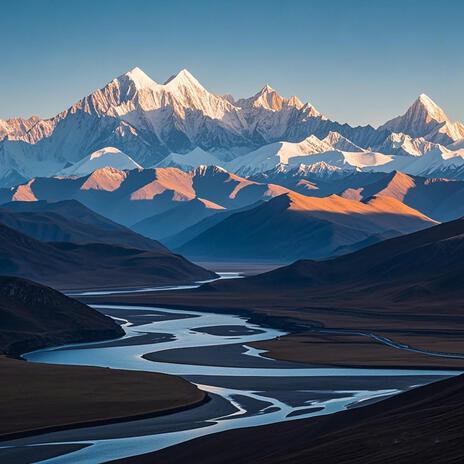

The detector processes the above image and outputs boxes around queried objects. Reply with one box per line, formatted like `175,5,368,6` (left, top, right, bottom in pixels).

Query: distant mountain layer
254,169,464,222
0,276,123,356
0,222,216,289
176,190,437,262
204,216,464,303
0,166,288,229
1,67,463,185
221,137,464,179
133,197,225,240
3,167,463,260
339,171,464,222
0,200,167,250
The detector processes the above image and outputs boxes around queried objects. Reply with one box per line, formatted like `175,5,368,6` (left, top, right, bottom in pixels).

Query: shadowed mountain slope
0,223,215,289
0,200,167,251
0,276,123,356
133,197,225,240
176,191,437,262
202,215,464,302
162,201,264,249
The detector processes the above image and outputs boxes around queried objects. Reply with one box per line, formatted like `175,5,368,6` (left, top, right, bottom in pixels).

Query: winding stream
0,275,457,463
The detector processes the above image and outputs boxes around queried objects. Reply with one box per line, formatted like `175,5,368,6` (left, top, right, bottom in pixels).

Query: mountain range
2,163,464,263
1,67,464,186
1,66,463,267
254,169,464,222
3,160,462,254
0,165,288,228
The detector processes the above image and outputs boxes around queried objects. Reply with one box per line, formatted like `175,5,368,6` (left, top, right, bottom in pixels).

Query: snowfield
0,67,463,185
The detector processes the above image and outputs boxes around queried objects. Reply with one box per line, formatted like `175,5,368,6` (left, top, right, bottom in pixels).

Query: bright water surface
1,274,456,463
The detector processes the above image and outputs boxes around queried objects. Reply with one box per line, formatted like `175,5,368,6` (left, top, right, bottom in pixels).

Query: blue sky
1,0,463,126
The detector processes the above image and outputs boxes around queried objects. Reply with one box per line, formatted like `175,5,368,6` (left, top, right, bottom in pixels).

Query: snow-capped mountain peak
57,147,142,177
238,85,306,112
152,68,244,128
120,67,159,90
262,84,275,93
2,67,464,187
249,85,286,110
379,93,464,144
322,131,363,152
288,95,304,108
108,67,160,102
414,93,448,123
381,93,449,134
163,68,205,91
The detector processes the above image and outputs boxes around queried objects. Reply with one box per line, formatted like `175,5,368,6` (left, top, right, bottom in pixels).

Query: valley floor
0,356,205,439
190,260,283,275
84,290,464,370
2,288,461,463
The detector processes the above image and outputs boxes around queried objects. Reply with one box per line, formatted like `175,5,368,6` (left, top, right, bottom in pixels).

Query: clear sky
1,0,463,126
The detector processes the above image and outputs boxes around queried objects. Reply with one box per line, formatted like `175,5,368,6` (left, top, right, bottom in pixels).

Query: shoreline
80,297,464,371
112,373,464,464
0,299,453,462
0,323,209,442
0,393,210,442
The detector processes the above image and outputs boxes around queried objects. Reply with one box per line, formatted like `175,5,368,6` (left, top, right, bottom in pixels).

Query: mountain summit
164,68,203,88
118,67,159,90
237,85,305,112
380,93,464,144
0,68,463,186
415,93,449,122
